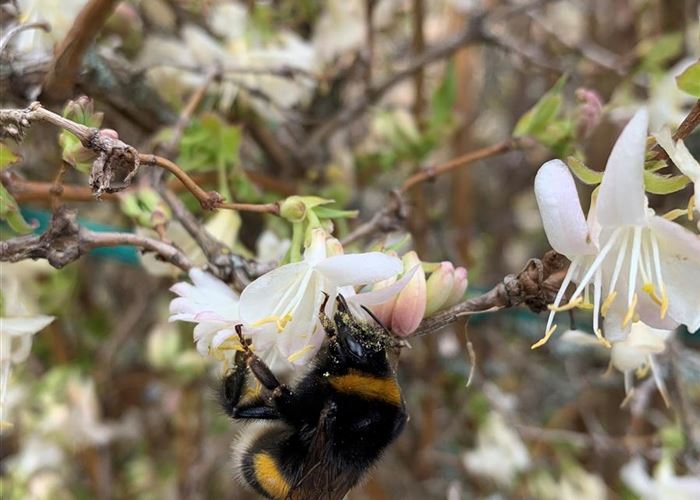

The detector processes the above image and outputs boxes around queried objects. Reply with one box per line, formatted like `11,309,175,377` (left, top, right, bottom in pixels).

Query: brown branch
0,207,192,271
0,103,281,214
410,251,569,338
400,138,526,192
41,0,120,100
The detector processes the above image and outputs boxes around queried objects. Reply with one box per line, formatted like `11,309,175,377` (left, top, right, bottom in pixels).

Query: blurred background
1,0,699,498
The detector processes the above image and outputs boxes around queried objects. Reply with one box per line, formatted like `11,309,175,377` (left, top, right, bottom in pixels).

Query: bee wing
285,403,354,500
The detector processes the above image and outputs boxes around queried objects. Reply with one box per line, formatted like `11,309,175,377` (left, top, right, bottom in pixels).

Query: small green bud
280,195,307,222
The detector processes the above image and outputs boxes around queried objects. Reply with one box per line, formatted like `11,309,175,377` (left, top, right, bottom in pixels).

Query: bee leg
220,350,248,418
319,291,336,337
232,398,281,420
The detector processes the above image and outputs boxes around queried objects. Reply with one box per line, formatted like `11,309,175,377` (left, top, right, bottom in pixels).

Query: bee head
330,295,392,370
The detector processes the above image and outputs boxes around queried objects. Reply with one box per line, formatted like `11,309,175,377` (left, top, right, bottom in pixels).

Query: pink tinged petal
193,322,221,342
169,282,195,297
650,216,700,332
597,109,649,227
193,311,229,323
444,267,468,308
534,160,596,257
391,252,427,337
239,261,310,323
211,328,237,349
315,252,402,286
363,276,397,326
189,268,239,301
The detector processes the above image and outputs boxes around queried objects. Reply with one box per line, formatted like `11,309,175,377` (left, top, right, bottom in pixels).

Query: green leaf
644,170,690,194
637,32,684,72
566,156,603,185
0,143,20,169
645,159,668,172
313,206,359,219
430,62,456,128
514,75,567,137
0,183,33,234
676,60,700,97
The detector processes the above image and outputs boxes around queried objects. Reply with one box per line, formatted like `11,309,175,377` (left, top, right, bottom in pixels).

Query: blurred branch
0,21,50,55
0,206,193,271
411,251,569,337
42,0,120,100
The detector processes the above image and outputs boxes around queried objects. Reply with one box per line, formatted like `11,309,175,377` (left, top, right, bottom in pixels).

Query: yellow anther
579,302,594,311
688,195,695,221
636,362,650,379
622,294,638,328
643,283,663,306
547,297,583,312
663,208,687,221
276,314,293,332
594,329,611,349
252,316,280,327
531,324,557,350
287,344,315,363
600,291,617,317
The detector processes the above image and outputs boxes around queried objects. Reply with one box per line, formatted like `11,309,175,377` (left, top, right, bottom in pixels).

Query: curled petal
315,252,402,286
655,128,700,202
534,160,596,256
1,315,55,337
347,265,418,307
597,109,649,227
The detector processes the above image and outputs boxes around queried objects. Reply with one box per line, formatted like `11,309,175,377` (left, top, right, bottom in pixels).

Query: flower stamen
547,296,583,312
622,293,638,328
531,324,557,350
601,291,617,317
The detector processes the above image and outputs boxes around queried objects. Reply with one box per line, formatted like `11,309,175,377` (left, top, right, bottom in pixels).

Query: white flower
15,0,88,55
462,412,530,487
654,128,700,215
239,229,402,366
534,109,700,348
1,263,55,426
610,322,671,403
621,456,700,500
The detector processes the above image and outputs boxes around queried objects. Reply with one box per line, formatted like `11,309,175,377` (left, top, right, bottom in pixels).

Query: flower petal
239,261,310,323
315,252,402,286
654,128,700,203
1,315,55,337
597,109,649,227
347,265,418,307
534,160,597,256
650,216,700,332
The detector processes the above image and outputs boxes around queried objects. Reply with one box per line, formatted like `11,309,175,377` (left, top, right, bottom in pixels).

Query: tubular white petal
239,261,309,323
534,160,596,257
315,252,402,286
597,109,649,227
649,217,700,332
347,265,418,307
654,128,700,202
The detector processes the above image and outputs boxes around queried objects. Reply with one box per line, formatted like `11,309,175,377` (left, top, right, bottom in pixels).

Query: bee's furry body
222,300,407,500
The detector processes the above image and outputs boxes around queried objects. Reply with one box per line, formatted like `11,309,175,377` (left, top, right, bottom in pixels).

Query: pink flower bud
370,274,398,325
575,88,603,140
99,129,119,140
425,261,455,316
444,267,468,308
391,251,426,337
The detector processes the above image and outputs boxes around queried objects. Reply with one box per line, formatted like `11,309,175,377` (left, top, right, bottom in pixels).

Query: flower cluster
534,109,700,400
170,229,469,369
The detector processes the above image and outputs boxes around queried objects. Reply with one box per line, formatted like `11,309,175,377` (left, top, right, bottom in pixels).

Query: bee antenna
336,293,350,312
360,305,391,336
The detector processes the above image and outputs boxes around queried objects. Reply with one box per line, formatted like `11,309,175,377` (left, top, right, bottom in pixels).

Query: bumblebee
221,294,407,500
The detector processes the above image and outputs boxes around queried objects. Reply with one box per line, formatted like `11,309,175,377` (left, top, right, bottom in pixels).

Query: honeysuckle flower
239,229,402,366
654,128,700,216
462,412,530,487
14,0,88,55
621,456,700,500
534,109,700,349
425,262,455,316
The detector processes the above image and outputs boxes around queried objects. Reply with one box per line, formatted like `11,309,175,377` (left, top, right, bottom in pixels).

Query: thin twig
400,138,525,192
0,207,192,272
0,21,51,55
42,0,120,100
